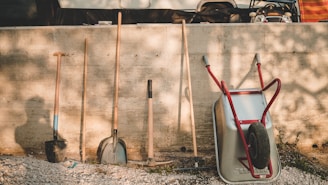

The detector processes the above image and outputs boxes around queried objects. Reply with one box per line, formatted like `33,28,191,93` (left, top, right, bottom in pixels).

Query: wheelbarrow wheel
247,122,270,169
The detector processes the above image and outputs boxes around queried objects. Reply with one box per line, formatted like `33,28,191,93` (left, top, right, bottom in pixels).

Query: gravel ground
0,155,327,185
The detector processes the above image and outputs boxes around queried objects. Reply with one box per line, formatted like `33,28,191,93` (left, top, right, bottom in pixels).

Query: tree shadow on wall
15,96,53,158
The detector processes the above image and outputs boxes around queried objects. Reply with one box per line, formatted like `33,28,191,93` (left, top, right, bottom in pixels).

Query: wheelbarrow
202,54,281,184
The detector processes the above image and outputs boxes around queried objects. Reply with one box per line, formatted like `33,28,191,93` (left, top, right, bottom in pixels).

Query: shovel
97,12,127,165
45,52,67,163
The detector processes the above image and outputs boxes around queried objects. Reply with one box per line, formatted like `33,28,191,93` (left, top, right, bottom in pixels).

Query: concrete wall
0,23,327,164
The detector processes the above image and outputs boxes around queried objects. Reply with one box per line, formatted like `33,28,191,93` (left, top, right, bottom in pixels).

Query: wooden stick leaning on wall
182,20,198,167
81,38,88,163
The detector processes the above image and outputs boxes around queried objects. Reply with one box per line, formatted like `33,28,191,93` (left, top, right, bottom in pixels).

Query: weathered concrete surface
0,23,327,164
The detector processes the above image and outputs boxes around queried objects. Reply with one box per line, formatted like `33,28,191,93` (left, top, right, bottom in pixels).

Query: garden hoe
182,19,199,168
174,20,215,172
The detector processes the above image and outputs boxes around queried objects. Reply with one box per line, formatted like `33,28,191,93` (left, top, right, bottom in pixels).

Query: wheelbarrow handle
202,55,210,67
254,53,265,88
255,53,261,64
202,55,223,91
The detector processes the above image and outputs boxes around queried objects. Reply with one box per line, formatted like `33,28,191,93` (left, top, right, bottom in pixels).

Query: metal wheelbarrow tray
203,54,281,184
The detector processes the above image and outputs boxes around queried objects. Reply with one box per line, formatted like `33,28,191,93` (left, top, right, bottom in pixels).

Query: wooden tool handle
182,20,197,158
148,80,154,159
113,12,122,130
53,52,66,140
81,38,88,163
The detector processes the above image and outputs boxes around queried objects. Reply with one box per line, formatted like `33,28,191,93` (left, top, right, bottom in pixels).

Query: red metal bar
239,120,260,124
221,81,239,123
261,78,281,126
230,90,262,95
267,160,273,178
239,157,273,178
238,158,260,178
256,56,281,127
205,65,223,91
257,63,265,89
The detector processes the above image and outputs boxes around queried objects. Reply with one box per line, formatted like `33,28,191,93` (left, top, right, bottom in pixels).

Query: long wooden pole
81,38,88,163
112,11,122,153
147,80,154,161
182,20,198,166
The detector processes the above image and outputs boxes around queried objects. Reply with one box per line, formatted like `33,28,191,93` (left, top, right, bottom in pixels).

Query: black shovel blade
97,137,127,165
45,140,67,163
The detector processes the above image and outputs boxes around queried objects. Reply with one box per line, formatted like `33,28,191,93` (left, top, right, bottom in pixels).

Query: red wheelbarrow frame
203,54,281,178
